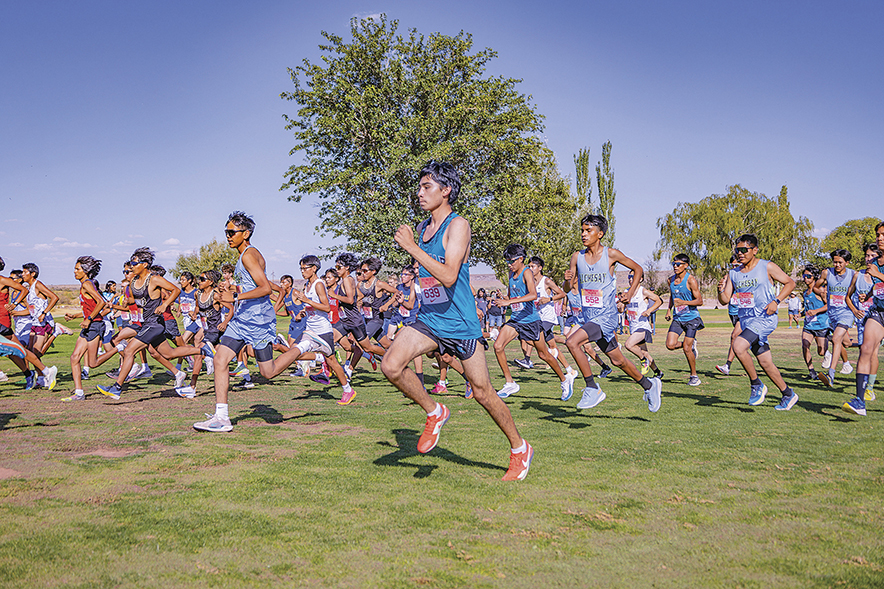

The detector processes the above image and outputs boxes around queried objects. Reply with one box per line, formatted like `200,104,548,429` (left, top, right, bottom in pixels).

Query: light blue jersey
417,214,482,340
576,247,618,338
730,260,778,341
224,246,277,349
853,270,875,343
669,272,700,321
826,268,855,329
508,267,540,324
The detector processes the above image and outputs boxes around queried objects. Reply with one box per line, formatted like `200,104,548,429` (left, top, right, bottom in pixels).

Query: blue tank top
396,283,419,320
417,213,482,339
803,290,829,331
851,270,874,317
669,272,699,321
508,267,540,324
566,291,582,318
575,247,618,336
729,260,778,335
283,289,306,331
826,268,854,325
232,246,276,328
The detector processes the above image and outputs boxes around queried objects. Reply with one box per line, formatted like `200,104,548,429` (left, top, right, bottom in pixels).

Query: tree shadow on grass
519,400,650,427
0,412,61,431
662,390,758,413
233,404,326,426
373,428,505,479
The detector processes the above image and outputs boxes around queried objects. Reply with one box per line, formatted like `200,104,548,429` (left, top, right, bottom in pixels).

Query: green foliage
813,217,882,268
595,140,616,247
573,147,593,212
171,238,238,278
656,184,817,284
280,15,548,267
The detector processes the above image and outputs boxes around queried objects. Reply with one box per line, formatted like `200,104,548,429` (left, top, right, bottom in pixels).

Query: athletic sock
829,368,836,382
216,403,229,420
750,377,763,387
417,373,424,386
869,375,877,389
584,375,597,389
725,361,732,369
428,403,442,418
639,376,652,390
856,373,870,399
511,439,527,454
342,383,352,393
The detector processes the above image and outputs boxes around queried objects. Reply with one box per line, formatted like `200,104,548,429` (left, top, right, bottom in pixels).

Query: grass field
1,311,883,588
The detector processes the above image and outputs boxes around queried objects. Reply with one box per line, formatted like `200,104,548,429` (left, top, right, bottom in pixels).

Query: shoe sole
193,424,233,432
776,396,799,411
842,402,866,416
337,392,357,405
577,391,606,409
97,388,120,400
818,373,832,387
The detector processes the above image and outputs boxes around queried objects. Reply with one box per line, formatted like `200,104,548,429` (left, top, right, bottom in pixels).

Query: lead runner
380,161,533,481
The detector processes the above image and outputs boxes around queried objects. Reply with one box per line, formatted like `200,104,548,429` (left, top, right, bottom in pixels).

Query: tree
595,140,616,247
280,15,548,267
172,239,238,278
573,147,593,213
655,184,817,285
813,217,881,268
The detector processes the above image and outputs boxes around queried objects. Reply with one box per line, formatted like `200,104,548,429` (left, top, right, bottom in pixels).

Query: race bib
361,306,373,319
581,288,603,308
420,277,449,306
180,301,194,314
627,311,638,322
200,317,208,331
874,283,884,299
131,310,144,323
675,305,688,314
400,308,410,317
861,298,874,311
510,302,523,312
735,292,754,309
830,294,846,308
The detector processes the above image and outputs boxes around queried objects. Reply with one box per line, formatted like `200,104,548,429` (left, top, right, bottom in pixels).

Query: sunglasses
734,247,751,254
803,274,813,279
199,276,208,281
672,262,685,267
225,229,245,238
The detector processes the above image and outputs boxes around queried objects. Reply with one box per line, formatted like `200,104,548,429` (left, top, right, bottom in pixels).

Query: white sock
315,353,324,364
342,383,352,393
176,370,186,379
438,380,446,386
74,389,84,395
551,348,559,359
42,367,52,376
511,439,527,454
216,403,229,419
428,403,442,417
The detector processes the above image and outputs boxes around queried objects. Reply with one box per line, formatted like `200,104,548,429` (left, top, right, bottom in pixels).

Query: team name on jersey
580,272,608,284
735,277,759,290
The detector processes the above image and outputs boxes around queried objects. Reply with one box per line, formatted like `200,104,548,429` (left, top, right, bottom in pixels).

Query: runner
845,243,880,402
20,262,59,361
380,161,533,481
61,256,107,401
176,269,229,398
177,272,198,345
716,255,743,376
717,234,798,410
0,258,54,388
786,292,802,329
816,250,856,387
622,269,664,378
798,265,830,381
492,244,576,401
328,253,386,375
843,222,884,416
562,214,662,412
561,282,614,378
664,254,704,386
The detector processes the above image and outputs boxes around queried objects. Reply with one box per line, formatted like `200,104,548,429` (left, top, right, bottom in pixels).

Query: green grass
1,314,883,588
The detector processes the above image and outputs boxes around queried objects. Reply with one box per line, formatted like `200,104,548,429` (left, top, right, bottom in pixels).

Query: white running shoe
576,386,606,409
205,357,214,375
646,378,662,413
174,370,187,389
822,351,832,370
715,364,730,376
44,366,58,391
497,381,520,398
175,386,196,399
840,362,854,375
562,370,578,401
193,414,232,432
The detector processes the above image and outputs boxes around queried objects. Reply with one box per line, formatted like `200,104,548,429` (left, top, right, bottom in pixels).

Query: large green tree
656,184,816,284
172,239,238,278
595,140,616,247
280,15,550,268
813,217,881,268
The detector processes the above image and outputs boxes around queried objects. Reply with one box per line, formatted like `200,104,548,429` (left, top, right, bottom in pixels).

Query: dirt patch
0,467,22,479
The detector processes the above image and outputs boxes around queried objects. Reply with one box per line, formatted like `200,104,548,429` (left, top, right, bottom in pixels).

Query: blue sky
2,1,882,284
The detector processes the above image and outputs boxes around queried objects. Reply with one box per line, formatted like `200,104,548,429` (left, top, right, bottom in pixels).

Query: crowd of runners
1,161,883,481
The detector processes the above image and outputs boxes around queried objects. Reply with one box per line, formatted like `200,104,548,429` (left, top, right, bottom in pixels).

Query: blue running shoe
598,366,613,378
749,383,767,406
843,397,867,416
464,382,473,399
97,383,122,400
200,341,216,358
576,386,605,409
24,371,36,391
775,389,798,411
309,373,330,385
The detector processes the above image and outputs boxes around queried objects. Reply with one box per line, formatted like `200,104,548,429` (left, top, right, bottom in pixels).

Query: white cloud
7,242,23,247
60,241,94,248
34,243,52,250
163,238,181,245
53,236,69,242
354,12,382,21
113,241,132,247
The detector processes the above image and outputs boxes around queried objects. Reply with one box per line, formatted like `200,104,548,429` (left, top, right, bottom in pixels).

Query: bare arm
766,262,795,316
394,217,470,289
609,248,643,304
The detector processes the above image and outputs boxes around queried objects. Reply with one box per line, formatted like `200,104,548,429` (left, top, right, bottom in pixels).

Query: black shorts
164,317,181,341
803,327,829,339
578,322,619,354
337,316,367,342
865,309,884,329
203,329,221,346
632,327,653,344
365,317,385,341
135,322,167,348
408,320,478,361
0,323,12,338
541,321,557,343
729,314,740,327
79,320,106,343
669,317,705,338
219,335,273,362
505,319,542,342
738,329,770,356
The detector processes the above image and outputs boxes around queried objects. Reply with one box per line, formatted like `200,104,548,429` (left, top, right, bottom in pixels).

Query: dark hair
77,256,102,279
360,257,382,274
324,268,339,281
0,256,4,272
802,264,821,279
131,247,155,266
730,253,738,263
22,262,39,278
335,253,360,272
528,256,544,268
503,244,527,261
300,254,321,270
221,263,234,275
228,211,255,238
673,253,690,265
10,269,22,280
203,269,221,286
580,214,608,236
863,243,880,254
105,281,116,291
179,271,194,284
280,274,294,284
830,249,852,262
735,234,758,248
419,161,461,205
150,265,166,276
876,220,884,233
400,264,415,277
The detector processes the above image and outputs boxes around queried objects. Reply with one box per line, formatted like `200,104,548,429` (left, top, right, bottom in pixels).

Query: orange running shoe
502,442,534,481
417,404,450,453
